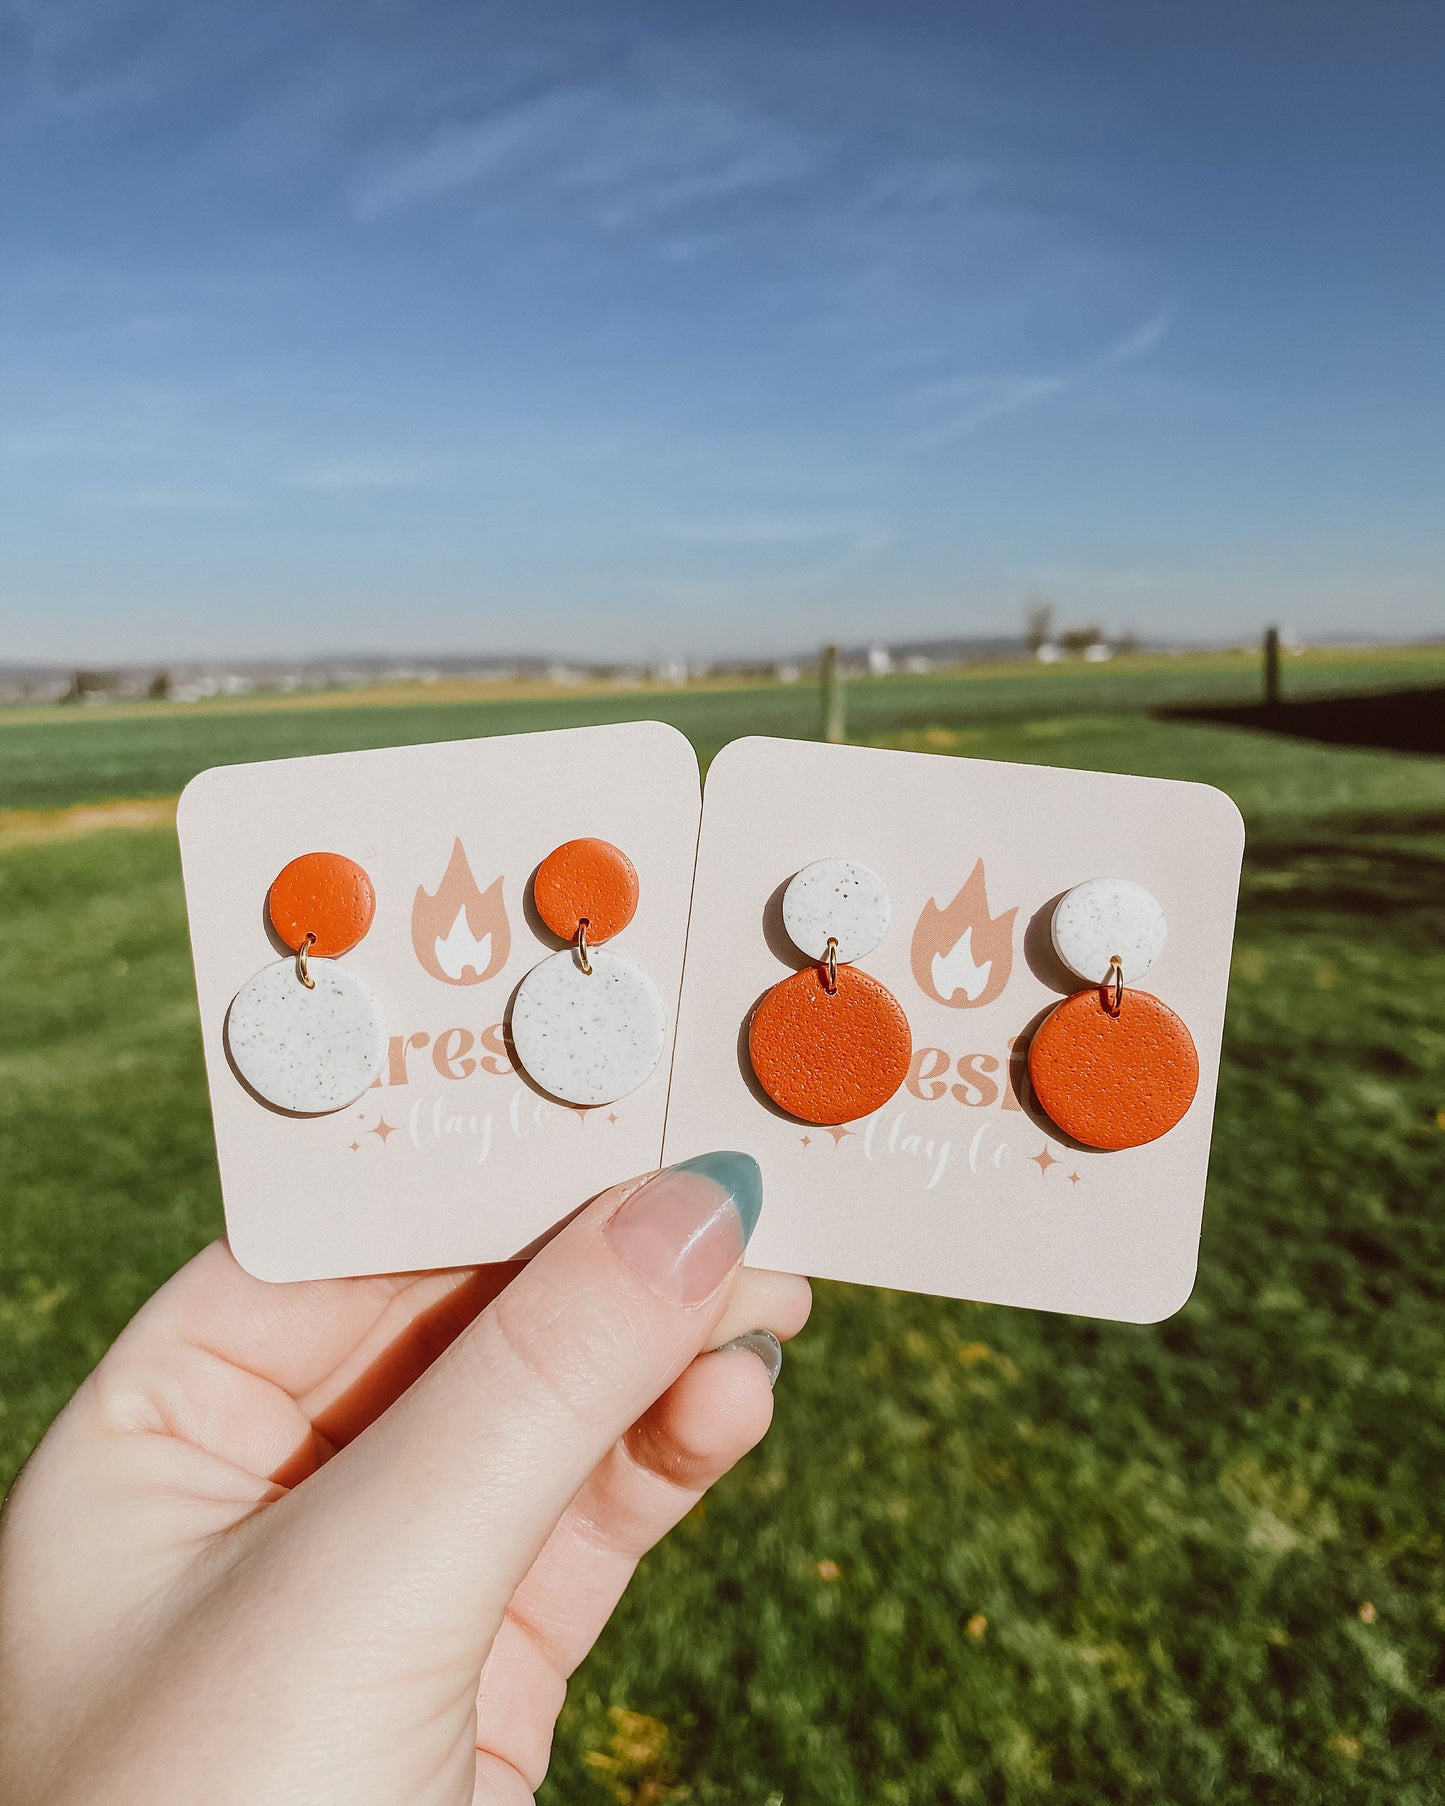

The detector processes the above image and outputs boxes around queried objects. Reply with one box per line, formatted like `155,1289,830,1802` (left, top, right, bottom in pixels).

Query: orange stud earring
749,858,912,1125
226,851,387,1114
1027,877,1198,1150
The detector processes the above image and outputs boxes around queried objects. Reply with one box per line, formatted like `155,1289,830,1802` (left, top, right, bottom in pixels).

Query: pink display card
177,722,700,1280
662,737,1243,1323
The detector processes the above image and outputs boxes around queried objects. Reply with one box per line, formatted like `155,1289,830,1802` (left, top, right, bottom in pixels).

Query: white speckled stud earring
1050,876,1167,986
226,852,388,1114
509,837,666,1108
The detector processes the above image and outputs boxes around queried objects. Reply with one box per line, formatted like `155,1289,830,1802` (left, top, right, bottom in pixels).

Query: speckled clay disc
533,838,639,945
749,964,912,1125
268,851,375,957
782,858,891,963
1028,986,1199,1151
510,948,666,1107
227,958,387,1114
1051,877,1167,985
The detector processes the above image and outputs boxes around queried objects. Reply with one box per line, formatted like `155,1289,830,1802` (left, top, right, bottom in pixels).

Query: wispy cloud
660,509,892,554
352,81,819,228
292,459,434,494
922,373,1070,437
1096,307,1171,368
353,89,580,218
0,0,249,120
915,308,1171,444
108,485,239,513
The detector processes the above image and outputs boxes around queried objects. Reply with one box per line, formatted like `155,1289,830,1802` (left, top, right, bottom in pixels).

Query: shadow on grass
1160,683,1445,756
1239,815,1445,941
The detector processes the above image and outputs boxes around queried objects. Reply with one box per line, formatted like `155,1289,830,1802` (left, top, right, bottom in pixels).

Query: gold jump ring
577,917,593,976
823,936,839,995
1104,954,1123,1017
297,932,317,990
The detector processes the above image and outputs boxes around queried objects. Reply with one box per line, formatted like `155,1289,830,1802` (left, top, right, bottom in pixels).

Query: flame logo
910,860,1017,1009
412,839,511,986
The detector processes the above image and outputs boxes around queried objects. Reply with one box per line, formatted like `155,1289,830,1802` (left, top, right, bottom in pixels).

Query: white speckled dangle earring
510,837,667,1108
748,857,912,1125
226,852,388,1114
1028,876,1199,1151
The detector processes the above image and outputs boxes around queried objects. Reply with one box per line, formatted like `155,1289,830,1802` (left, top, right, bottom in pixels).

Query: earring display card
662,737,1244,1323
178,722,700,1281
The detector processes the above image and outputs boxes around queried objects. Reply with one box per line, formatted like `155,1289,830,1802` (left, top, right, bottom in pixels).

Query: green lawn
2,676,1443,1802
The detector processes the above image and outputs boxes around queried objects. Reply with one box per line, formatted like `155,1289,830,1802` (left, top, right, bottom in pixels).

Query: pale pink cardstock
177,722,700,1280
662,737,1244,1323
181,723,1242,1320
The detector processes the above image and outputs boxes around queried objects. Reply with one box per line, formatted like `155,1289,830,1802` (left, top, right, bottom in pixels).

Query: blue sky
2,0,1442,663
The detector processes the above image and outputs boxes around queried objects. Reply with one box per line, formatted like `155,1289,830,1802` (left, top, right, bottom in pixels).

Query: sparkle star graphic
800,1134,812,1148
349,1140,361,1153
607,1112,619,1125
370,1118,396,1143
1030,1145,1059,1174
1068,1171,1082,1185
823,1125,853,1144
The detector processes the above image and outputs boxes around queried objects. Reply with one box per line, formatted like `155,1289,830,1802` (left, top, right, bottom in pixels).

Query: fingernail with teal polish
604,1151,762,1306
718,1328,783,1387
669,1150,763,1242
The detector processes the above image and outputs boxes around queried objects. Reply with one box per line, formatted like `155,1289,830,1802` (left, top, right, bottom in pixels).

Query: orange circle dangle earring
1027,877,1199,1150
749,858,912,1125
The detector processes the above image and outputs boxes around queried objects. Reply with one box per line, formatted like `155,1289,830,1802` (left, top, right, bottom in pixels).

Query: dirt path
0,796,178,847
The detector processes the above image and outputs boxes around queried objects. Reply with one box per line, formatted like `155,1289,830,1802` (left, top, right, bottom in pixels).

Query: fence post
1263,625,1281,707
820,643,845,743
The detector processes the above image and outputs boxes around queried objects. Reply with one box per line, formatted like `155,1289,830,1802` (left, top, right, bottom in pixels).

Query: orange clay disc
534,838,639,944
267,851,376,957
1028,986,1199,1151
749,964,912,1126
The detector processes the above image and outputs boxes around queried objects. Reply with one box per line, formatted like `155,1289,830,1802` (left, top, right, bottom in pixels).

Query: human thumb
255,1151,763,1656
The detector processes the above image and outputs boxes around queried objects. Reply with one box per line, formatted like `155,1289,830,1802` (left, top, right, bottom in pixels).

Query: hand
0,1152,807,1805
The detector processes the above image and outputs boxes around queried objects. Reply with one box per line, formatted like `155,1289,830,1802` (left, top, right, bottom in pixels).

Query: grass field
3,644,1442,810
2,655,1443,1802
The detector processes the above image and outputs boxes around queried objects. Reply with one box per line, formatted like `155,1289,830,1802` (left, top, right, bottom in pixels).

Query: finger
66,1230,804,1500
298,1265,522,1462
298,1259,808,1458
506,1340,780,1675
474,1342,779,1790
704,1266,812,1352
297,1248,808,1443
259,1152,765,1665
69,1240,501,1484
107,1241,473,1405
469,1266,808,1789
